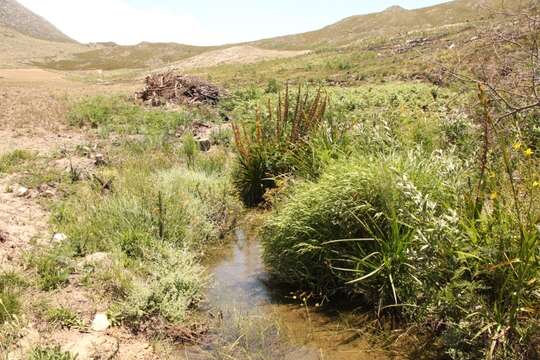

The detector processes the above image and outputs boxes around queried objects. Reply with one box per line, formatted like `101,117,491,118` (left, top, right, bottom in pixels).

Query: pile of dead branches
135,72,221,106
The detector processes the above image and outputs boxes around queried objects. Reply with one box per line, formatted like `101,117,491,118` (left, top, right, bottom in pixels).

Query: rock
94,153,107,166
91,313,111,332
52,232,68,243
65,333,118,360
41,190,56,198
197,138,211,152
15,186,29,197
78,252,112,269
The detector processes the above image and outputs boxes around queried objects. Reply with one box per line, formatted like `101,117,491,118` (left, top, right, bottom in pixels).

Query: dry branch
135,72,222,106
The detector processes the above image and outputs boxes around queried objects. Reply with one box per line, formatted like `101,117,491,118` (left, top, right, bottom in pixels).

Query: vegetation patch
0,149,37,174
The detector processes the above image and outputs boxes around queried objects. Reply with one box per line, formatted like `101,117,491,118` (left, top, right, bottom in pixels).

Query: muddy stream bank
182,227,393,359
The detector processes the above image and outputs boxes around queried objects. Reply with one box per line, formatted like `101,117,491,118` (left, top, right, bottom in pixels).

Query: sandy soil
171,45,309,70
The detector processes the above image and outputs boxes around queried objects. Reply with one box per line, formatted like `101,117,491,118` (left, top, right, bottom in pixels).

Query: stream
182,227,393,359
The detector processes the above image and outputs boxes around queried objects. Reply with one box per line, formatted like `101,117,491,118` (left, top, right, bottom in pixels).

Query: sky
18,0,449,46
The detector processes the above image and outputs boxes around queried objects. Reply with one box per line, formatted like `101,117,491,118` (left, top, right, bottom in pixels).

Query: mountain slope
251,0,514,50
0,25,87,68
0,0,75,43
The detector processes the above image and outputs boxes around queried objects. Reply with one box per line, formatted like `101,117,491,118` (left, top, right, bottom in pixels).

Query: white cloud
17,0,222,45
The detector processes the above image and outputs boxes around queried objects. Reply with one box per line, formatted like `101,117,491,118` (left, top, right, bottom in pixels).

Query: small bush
262,151,463,312
0,272,25,323
0,149,36,174
115,247,204,325
31,252,72,291
265,78,280,94
232,85,329,206
46,307,83,329
181,133,198,169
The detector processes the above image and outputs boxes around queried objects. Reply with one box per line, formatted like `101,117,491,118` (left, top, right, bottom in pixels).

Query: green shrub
0,149,36,174
0,272,25,323
232,85,330,206
31,252,72,291
181,133,198,168
114,246,204,325
46,307,83,329
265,78,280,94
262,151,463,312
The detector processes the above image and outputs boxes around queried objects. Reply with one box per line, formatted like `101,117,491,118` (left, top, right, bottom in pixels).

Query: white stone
91,313,111,332
15,186,29,197
52,232,68,243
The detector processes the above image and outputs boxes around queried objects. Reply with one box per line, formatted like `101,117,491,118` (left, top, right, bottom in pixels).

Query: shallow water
184,228,393,359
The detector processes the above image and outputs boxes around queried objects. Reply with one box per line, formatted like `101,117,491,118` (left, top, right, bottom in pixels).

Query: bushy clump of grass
262,151,463,312
46,307,83,329
0,149,36,174
68,95,190,135
112,246,204,325
29,250,72,291
55,164,238,256
51,150,240,326
232,84,333,206
182,133,198,169
29,346,77,360
0,272,26,324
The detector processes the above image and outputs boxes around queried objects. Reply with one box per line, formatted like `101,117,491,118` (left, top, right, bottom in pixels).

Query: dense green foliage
258,82,539,359
29,99,242,329
263,152,463,306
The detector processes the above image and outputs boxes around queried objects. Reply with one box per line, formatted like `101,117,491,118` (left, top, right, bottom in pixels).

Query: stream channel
182,227,393,359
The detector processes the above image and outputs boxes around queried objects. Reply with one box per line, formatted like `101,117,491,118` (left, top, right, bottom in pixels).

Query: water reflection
185,228,394,360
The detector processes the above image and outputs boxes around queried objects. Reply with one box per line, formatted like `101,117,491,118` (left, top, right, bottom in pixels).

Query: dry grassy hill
251,0,515,50
33,42,219,71
0,0,527,74
0,0,74,43
0,25,89,68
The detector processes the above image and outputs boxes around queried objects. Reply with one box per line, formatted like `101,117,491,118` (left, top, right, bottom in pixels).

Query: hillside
31,0,520,72
0,25,89,68
251,0,511,50
0,0,74,43
33,42,219,71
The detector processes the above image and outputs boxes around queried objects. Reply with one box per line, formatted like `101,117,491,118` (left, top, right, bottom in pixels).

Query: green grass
0,149,36,174
45,307,84,329
29,346,77,360
68,95,195,136
262,151,463,306
43,109,241,328
0,272,26,324
31,251,72,291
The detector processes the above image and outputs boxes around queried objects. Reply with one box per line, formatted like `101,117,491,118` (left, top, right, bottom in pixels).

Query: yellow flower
533,181,540,188
490,192,498,200
524,148,534,157
513,142,522,150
